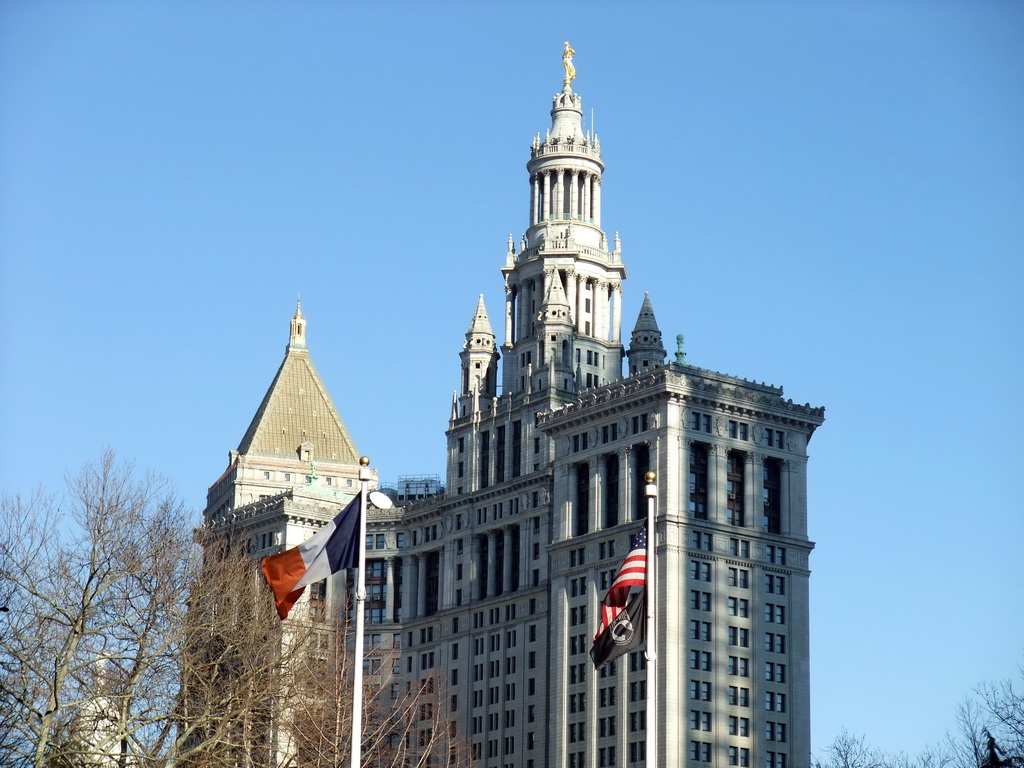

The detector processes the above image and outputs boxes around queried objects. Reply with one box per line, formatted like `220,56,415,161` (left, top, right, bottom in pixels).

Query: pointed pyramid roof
632,292,661,334
540,274,572,326
236,306,360,464
466,295,494,338
542,274,570,310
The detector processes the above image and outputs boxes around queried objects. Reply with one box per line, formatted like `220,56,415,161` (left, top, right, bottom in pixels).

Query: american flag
595,524,647,641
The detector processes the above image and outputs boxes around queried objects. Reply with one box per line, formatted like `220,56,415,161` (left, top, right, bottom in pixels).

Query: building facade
205,67,824,768
399,72,825,768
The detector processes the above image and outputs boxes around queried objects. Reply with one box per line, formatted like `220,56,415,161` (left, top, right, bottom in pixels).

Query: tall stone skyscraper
205,52,824,768
399,63,826,768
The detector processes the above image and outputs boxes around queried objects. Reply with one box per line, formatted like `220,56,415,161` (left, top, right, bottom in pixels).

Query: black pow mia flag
590,589,646,669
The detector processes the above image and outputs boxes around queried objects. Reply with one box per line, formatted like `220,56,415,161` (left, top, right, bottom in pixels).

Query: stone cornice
402,472,552,524
537,365,825,432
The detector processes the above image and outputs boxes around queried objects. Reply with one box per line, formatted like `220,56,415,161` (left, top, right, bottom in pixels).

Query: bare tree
976,670,1024,763
286,602,469,768
944,699,989,768
0,452,467,768
0,452,195,768
169,535,322,768
815,665,1024,768
814,731,888,768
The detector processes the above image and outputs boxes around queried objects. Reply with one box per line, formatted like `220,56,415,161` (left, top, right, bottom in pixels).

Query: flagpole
350,457,372,768
644,471,658,768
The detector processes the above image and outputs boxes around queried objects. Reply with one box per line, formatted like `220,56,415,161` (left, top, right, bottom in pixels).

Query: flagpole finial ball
645,471,656,483
360,456,370,467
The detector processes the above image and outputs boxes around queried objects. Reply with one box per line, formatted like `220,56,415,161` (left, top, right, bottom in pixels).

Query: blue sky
2,1,1022,755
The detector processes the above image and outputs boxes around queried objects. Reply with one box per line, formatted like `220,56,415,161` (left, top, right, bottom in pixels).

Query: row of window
466,501,531,526
260,469,354,486
690,532,789,564
572,444,651,535
691,560,788,597
571,420,646,453
691,744,787,767
688,412,787,450
689,622,787,654
689,682,788,711
457,422,542,492
690,445,784,533
690,712,788,743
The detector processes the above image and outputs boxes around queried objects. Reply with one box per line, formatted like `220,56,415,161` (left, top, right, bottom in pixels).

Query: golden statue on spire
562,41,576,85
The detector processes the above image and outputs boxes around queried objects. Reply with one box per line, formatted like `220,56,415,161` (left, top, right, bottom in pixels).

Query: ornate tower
626,291,667,375
458,294,500,415
205,302,362,517
409,45,824,768
500,71,626,396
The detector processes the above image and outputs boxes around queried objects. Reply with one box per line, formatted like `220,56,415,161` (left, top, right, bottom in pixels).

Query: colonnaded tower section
500,74,627,398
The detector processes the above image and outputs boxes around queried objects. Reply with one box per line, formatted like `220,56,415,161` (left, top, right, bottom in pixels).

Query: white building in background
201,299,405,672
204,59,824,768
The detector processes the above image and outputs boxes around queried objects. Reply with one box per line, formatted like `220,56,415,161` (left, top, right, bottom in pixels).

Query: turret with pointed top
289,300,307,350
626,292,667,376
457,296,499,416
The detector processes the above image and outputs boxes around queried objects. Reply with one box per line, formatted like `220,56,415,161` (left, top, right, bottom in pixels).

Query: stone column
618,447,630,526
531,173,539,226
549,578,570,762
681,438,694,521
602,280,610,342
385,556,395,622
577,278,588,335
747,453,763,531
529,279,537,337
517,520,527,589
470,535,482,600
486,530,498,597
517,281,529,343
436,546,445,611
708,444,725,525
597,280,609,341
566,270,578,327
589,456,601,532
543,170,552,221
612,284,623,342
505,283,515,344
555,169,565,220
569,169,579,220
780,459,793,535
520,522,531,588
502,526,513,593
593,176,602,227
416,554,427,617
623,446,635,522
403,555,417,621
582,172,591,222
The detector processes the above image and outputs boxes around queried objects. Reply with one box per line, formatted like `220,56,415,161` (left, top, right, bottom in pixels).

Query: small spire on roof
289,300,307,350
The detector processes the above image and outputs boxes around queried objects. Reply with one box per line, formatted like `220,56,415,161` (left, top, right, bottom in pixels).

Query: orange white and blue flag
261,492,361,619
